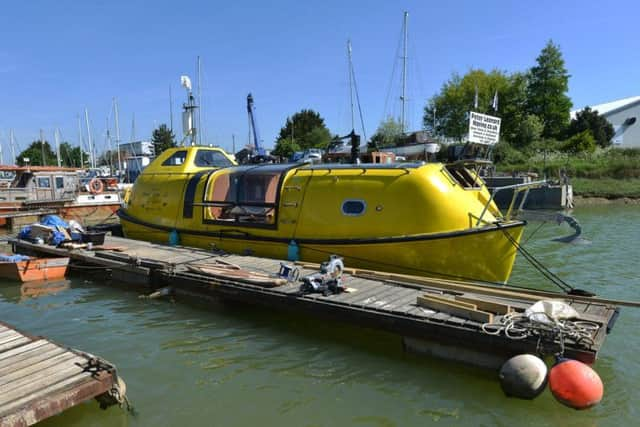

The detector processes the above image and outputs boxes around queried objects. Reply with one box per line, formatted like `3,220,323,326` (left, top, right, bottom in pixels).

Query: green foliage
568,107,614,148
16,141,57,166
370,116,404,148
59,142,86,167
423,69,510,140
572,178,640,198
511,114,544,149
492,141,528,164
561,130,596,154
272,110,331,158
526,40,572,139
151,124,176,154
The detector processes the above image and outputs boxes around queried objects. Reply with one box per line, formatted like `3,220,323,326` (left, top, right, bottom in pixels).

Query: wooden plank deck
0,321,124,427
10,235,620,369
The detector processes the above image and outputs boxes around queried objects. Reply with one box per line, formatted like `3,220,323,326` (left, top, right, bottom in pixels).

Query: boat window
194,150,233,168
204,171,280,226
444,165,482,189
37,177,51,188
162,150,187,166
55,177,65,189
342,200,366,216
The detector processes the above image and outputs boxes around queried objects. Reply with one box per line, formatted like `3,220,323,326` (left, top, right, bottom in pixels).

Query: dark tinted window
194,150,233,167
162,150,188,166
55,177,65,189
37,177,51,188
342,200,366,216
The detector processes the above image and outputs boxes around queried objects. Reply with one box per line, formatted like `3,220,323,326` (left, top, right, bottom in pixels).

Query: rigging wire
381,21,405,124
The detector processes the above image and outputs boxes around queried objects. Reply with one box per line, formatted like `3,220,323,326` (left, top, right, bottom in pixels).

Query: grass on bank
571,178,640,198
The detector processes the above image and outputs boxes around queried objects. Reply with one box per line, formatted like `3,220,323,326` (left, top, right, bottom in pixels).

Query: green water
1,205,638,426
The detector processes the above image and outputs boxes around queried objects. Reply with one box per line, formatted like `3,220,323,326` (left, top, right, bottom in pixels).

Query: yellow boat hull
120,212,524,283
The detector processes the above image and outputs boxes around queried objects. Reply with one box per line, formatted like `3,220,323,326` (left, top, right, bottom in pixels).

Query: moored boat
119,146,526,283
0,165,122,229
0,254,69,282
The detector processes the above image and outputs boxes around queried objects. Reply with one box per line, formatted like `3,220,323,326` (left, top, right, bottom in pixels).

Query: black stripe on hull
117,209,526,246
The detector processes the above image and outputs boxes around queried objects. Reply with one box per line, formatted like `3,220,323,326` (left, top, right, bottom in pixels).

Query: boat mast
197,56,202,145
400,11,408,134
85,108,95,168
169,85,174,132
347,40,355,132
181,75,198,146
113,98,122,176
77,115,84,168
40,129,46,166
9,129,16,165
54,128,61,167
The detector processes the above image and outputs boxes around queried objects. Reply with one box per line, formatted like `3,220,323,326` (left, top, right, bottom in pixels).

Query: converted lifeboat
118,146,525,283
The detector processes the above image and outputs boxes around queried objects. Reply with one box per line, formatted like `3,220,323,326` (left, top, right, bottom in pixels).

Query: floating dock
0,321,125,426
11,235,618,369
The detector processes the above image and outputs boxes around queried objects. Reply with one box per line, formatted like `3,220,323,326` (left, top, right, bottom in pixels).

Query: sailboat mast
77,115,84,168
9,129,16,165
197,56,202,145
54,128,61,167
85,108,95,169
40,129,46,166
347,40,355,132
113,98,122,175
400,11,408,134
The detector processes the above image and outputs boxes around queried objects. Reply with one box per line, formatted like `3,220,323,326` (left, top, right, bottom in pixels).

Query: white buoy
499,354,548,399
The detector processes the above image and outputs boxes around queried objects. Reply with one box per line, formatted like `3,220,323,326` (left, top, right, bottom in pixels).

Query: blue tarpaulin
40,215,69,229
0,254,30,262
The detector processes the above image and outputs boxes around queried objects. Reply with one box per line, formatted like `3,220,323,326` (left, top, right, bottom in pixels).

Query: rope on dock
481,312,599,355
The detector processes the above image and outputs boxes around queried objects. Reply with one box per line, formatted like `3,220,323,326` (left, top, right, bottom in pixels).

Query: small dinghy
0,254,69,282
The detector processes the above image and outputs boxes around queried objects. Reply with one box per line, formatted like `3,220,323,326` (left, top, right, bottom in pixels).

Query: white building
572,96,640,148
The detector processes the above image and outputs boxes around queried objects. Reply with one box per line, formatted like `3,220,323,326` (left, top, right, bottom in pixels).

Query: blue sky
0,0,638,161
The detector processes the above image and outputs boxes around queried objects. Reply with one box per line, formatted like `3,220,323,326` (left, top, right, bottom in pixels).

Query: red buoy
549,358,603,409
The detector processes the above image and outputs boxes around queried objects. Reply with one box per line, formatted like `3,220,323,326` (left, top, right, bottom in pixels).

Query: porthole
341,199,366,216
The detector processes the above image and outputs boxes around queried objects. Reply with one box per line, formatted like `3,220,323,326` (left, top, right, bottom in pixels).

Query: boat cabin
0,167,82,204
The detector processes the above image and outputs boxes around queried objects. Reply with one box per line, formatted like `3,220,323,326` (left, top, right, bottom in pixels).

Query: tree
511,114,544,149
59,142,86,167
16,141,57,166
370,116,404,148
423,69,511,141
567,107,614,148
561,130,596,154
151,124,176,154
272,110,331,158
526,40,572,139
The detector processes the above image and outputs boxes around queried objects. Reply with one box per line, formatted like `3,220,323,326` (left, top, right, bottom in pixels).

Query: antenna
181,74,198,145
347,40,355,132
400,11,408,134
131,113,136,142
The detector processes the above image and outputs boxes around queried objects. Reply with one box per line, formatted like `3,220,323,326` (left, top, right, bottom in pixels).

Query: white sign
468,111,501,145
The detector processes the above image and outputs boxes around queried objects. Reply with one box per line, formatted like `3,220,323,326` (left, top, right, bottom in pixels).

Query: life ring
89,178,104,194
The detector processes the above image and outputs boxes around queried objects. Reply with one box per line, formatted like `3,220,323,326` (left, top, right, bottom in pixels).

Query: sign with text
468,111,501,145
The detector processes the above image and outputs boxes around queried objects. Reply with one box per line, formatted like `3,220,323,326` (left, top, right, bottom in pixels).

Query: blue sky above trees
0,0,637,159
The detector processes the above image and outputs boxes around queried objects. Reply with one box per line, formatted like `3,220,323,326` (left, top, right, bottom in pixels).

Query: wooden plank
0,346,67,377
455,295,512,314
382,291,421,312
331,282,389,304
0,340,52,362
0,337,31,353
0,331,22,344
417,295,493,323
0,372,90,416
425,294,478,310
361,287,416,310
0,353,78,388
0,356,87,399
378,288,420,310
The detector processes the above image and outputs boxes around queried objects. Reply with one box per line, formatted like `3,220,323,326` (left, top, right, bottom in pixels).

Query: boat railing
476,180,548,226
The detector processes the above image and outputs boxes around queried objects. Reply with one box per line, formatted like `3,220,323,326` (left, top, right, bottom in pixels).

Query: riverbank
572,178,640,204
